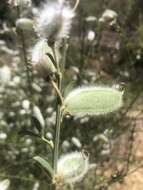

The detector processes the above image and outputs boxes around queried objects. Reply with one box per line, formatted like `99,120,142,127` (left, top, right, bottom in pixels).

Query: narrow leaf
34,156,53,176
64,87,123,116
31,116,42,133
18,128,40,138
33,106,45,129
46,53,56,67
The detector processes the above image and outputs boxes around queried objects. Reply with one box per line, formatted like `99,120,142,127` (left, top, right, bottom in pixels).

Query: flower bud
0,66,11,85
16,18,34,31
87,30,95,41
31,39,57,78
99,9,117,23
33,106,45,129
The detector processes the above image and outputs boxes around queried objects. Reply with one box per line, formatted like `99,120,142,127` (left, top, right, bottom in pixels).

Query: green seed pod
16,18,34,31
64,86,123,116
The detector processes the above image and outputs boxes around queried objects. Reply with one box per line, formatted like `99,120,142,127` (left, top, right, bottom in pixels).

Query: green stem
53,73,62,174
51,79,64,105
52,40,68,178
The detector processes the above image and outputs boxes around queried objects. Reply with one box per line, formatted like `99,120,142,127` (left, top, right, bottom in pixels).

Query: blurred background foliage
0,0,143,189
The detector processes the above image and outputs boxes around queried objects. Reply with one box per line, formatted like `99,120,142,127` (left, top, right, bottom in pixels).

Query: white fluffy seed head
35,2,75,45
57,152,89,184
32,39,48,64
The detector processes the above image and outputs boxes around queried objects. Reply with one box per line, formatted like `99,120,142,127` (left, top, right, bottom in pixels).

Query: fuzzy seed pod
56,152,89,184
35,2,75,45
31,39,57,78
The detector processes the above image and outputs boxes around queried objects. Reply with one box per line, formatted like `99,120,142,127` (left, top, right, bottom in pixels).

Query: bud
85,16,97,22
0,133,7,140
71,137,82,148
16,18,34,31
22,99,30,111
87,30,95,41
31,39,57,78
62,140,70,152
99,9,117,23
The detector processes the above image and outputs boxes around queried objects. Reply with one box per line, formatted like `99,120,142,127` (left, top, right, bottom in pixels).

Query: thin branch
73,0,80,11
51,79,64,105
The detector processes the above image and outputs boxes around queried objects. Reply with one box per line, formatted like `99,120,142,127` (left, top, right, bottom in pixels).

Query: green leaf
64,81,76,98
32,116,42,134
34,156,53,176
64,87,123,116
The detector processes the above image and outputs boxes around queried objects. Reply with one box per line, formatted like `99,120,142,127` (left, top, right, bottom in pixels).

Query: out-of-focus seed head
0,179,10,190
0,66,11,85
56,152,89,184
99,9,118,24
87,30,95,41
35,1,75,45
8,0,31,7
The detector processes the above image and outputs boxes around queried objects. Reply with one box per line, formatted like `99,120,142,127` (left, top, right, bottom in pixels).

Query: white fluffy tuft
35,2,75,44
31,39,46,65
